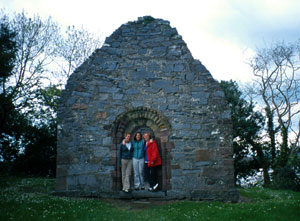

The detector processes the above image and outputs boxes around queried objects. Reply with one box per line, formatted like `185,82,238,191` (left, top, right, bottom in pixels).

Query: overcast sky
1,0,300,82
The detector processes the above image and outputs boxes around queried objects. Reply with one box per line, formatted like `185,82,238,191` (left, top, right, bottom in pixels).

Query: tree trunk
279,126,289,167
265,107,276,164
262,164,271,185
247,139,271,185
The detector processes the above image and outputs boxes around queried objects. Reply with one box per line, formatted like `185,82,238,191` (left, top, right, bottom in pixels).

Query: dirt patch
100,198,179,210
238,195,252,203
99,195,252,210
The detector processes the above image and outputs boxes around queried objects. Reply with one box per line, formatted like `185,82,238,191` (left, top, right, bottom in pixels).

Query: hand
122,139,126,145
150,139,153,143
151,161,154,165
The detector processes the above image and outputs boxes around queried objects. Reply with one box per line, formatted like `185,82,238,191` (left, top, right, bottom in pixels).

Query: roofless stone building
56,16,239,201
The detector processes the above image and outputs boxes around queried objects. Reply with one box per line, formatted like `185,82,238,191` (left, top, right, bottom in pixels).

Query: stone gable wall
56,16,239,201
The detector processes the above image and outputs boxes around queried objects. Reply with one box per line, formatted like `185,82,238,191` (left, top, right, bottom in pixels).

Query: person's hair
124,133,131,138
144,132,152,139
134,132,142,141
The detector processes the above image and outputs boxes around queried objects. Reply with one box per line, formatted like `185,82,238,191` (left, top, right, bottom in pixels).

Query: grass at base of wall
0,176,300,220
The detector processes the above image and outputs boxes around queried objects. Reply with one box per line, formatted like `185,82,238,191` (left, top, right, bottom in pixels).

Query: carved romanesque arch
112,107,171,143
111,107,173,191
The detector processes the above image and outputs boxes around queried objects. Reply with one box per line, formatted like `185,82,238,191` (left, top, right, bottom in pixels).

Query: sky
1,0,300,82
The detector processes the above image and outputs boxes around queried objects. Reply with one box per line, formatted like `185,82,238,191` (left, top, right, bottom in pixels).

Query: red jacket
146,140,162,167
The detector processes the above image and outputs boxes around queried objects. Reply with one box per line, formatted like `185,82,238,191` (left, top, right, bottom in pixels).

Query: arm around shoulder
118,143,123,167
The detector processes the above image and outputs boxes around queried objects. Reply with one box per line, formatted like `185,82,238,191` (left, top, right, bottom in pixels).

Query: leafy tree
6,85,60,176
0,15,16,92
0,14,20,165
1,10,101,115
13,120,57,176
0,10,101,176
220,80,268,185
0,11,59,172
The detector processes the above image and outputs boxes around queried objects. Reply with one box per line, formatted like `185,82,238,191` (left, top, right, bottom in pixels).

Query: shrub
271,166,300,191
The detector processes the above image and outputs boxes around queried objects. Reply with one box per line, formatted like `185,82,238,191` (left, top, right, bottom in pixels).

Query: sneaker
153,183,159,191
124,189,129,193
141,187,145,190
134,188,139,191
148,187,153,192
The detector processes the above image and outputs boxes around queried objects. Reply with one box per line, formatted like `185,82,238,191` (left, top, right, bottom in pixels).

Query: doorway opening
111,107,173,191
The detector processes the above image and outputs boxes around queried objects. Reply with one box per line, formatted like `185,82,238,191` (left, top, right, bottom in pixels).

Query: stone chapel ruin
56,16,239,201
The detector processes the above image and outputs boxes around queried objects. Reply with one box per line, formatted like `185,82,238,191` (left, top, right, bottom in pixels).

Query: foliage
0,9,101,176
0,14,21,165
0,15,17,87
0,97,28,163
1,176,300,220
12,122,57,176
137,16,155,25
13,85,60,176
31,84,61,125
220,80,267,184
271,166,300,191
0,11,60,174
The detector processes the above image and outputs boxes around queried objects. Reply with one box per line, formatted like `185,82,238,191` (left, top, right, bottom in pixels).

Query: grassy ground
0,176,300,220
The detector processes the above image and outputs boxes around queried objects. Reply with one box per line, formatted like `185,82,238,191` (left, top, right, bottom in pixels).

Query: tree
0,14,21,164
0,14,17,93
55,25,102,82
8,11,60,113
13,116,57,176
220,80,268,185
1,10,102,105
248,41,300,190
0,10,102,176
1,10,102,113
0,11,60,172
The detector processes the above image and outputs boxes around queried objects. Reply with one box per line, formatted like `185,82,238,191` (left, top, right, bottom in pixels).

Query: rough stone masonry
56,16,239,201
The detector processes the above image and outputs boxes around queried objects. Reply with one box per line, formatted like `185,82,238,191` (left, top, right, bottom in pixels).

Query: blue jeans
133,158,144,188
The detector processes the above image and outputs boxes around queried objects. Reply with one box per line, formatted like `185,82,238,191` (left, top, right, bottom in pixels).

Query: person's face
125,134,131,142
136,133,141,141
144,133,149,141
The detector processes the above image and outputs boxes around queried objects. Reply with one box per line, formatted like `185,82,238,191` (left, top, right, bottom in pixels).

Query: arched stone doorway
111,107,173,191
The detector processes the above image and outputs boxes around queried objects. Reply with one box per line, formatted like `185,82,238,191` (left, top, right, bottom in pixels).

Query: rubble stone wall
56,16,239,201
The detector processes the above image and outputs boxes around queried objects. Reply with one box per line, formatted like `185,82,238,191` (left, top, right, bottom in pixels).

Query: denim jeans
133,158,144,189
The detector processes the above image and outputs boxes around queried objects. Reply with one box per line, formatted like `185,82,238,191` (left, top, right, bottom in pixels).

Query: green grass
0,176,300,220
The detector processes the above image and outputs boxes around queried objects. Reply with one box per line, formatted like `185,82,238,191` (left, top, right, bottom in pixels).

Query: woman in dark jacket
118,133,134,192
144,132,161,191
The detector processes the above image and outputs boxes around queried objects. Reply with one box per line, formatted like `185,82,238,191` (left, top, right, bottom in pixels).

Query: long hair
134,132,142,141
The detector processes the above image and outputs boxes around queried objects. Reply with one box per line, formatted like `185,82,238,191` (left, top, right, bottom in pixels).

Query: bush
271,166,300,191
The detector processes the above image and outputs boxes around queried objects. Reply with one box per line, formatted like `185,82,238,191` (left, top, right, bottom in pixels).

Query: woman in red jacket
144,132,161,191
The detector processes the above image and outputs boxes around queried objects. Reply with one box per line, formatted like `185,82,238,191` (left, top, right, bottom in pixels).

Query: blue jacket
133,140,144,159
118,142,134,166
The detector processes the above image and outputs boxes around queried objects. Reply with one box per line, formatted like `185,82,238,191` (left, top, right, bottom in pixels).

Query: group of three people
118,132,161,193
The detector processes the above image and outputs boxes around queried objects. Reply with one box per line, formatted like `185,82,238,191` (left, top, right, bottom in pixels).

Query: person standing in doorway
118,133,134,193
132,132,145,190
144,132,161,191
